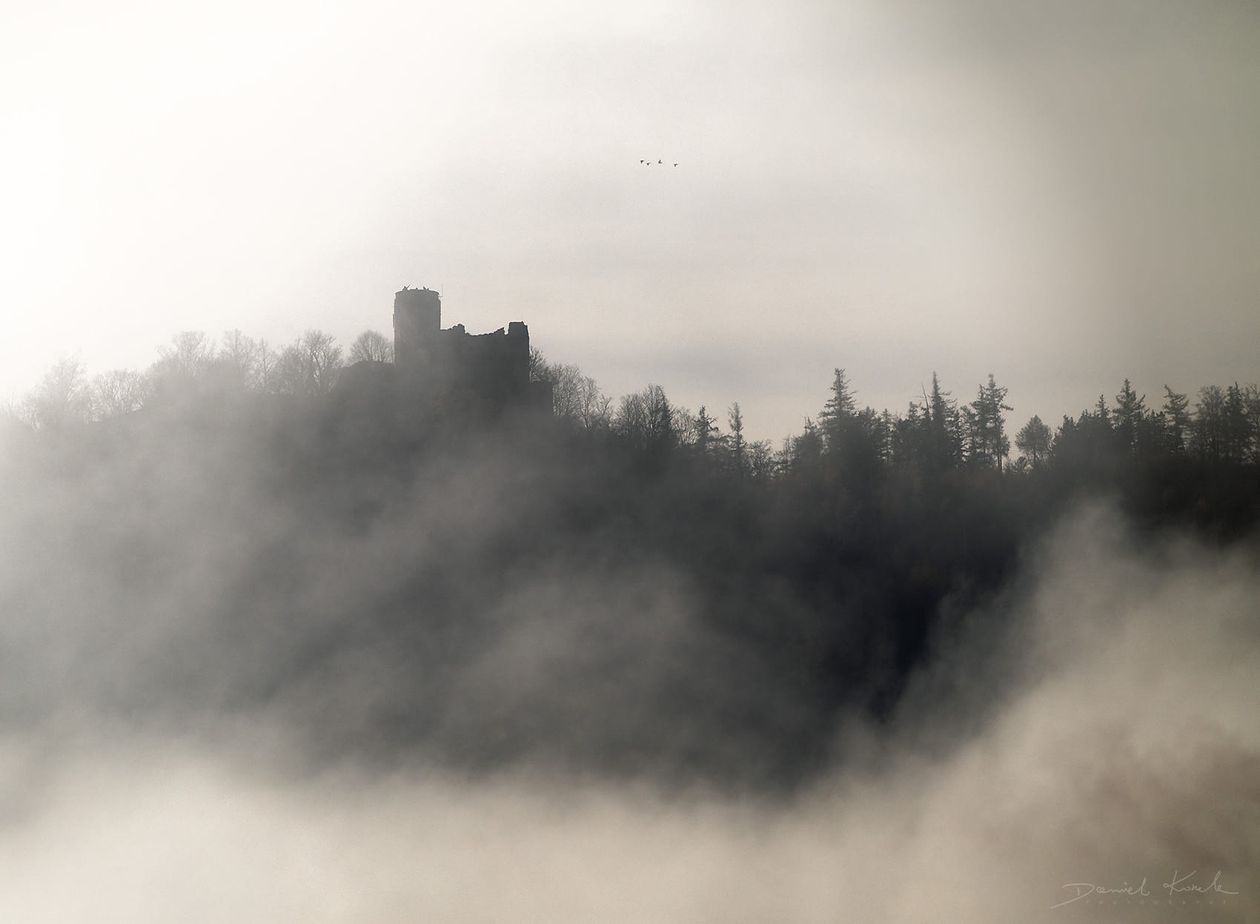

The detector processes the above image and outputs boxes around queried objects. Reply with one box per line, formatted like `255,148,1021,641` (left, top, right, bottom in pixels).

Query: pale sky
3,0,1257,440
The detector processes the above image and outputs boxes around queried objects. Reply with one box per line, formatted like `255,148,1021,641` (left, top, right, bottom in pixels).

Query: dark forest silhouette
4,326,1259,788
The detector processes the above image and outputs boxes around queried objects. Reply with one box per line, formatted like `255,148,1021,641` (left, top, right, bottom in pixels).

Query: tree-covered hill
3,330,1257,789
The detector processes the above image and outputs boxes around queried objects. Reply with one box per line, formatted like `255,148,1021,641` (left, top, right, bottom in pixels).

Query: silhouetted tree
1160,386,1191,456
215,330,273,391
1222,383,1251,464
1015,415,1052,470
818,368,856,452
748,439,777,482
616,384,676,460
537,360,582,418
23,358,91,429
1244,385,1260,463
253,340,280,394
692,405,719,460
530,349,610,428
922,373,963,473
149,332,215,396
876,409,896,466
574,375,612,431
727,402,747,476
786,418,824,478
1112,379,1146,456
965,374,1012,469
528,347,549,383
91,369,149,420
275,330,344,396
1191,385,1226,462
349,330,393,364
891,402,923,470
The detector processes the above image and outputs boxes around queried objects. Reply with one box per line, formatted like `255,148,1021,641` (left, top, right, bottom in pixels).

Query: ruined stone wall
435,322,530,407
433,325,531,408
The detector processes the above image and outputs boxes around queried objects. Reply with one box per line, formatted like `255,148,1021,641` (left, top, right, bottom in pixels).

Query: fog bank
0,508,1253,922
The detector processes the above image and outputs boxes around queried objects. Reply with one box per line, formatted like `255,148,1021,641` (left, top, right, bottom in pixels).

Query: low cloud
0,505,1253,922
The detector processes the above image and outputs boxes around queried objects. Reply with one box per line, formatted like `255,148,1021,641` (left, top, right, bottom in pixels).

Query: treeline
13,325,1260,480
3,325,1259,786
11,328,392,429
523,356,1260,748
534,356,1260,484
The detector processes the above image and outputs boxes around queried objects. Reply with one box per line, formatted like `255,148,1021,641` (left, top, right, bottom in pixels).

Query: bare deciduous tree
23,358,91,430
215,330,274,390
349,330,393,364
616,384,675,455
91,369,149,420
529,348,610,429
275,330,344,396
153,331,215,381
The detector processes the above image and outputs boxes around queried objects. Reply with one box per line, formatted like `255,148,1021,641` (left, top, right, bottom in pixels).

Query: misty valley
0,305,1256,922
6,0,1259,916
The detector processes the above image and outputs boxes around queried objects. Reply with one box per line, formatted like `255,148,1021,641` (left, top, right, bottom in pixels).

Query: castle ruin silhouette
361,286,551,417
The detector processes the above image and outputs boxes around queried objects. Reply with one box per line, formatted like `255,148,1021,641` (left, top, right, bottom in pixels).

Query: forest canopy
3,327,1258,788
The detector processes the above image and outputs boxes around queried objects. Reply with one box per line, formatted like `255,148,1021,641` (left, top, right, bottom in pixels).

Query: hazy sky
3,0,1257,438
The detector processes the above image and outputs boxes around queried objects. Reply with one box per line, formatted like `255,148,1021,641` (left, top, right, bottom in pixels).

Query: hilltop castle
341,286,550,418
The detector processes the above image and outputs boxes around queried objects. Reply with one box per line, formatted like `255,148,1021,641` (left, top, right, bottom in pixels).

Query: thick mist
0,391,1256,920
0,404,796,779
0,491,1254,920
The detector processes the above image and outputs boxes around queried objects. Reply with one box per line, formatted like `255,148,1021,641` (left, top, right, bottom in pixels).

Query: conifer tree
1112,379,1146,455
694,405,719,459
727,402,747,476
924,373,962,472
1160,385,1191,455
966,374,1012,469
818,368,856,452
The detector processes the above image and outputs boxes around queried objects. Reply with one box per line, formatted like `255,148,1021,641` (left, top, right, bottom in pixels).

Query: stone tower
393,287,441,370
